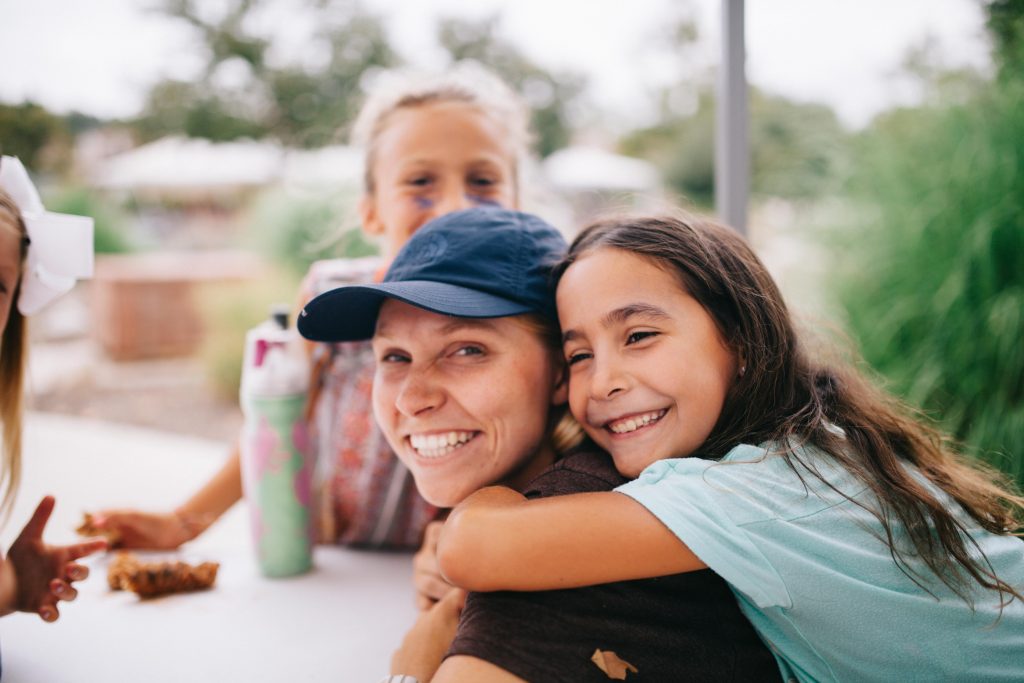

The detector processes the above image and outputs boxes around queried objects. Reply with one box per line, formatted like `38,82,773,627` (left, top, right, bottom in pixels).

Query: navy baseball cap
297,208,568,342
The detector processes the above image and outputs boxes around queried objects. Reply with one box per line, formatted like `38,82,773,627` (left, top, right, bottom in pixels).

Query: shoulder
524,448,626,499
623,441,868,519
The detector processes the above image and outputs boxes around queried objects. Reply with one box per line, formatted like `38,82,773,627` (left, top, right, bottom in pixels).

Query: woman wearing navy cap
299,208,777,682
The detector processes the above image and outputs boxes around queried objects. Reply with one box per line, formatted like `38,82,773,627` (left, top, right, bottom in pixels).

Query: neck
501,440,558,493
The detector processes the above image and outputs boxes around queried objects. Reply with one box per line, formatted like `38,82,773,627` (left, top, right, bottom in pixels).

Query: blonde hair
351,60,533,196
0,190,28,524
515,313,585,456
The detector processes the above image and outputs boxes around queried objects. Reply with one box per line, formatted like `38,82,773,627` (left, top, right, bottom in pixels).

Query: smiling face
360,101,518,262
371,300,566,507
558,247,738,478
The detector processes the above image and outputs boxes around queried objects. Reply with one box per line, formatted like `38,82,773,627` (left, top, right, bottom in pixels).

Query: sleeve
615,457,792,609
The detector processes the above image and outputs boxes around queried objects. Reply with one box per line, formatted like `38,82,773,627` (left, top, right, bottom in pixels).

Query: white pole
716,0,749,234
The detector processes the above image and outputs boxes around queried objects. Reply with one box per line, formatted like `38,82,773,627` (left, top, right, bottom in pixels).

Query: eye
566,350,592,366
626,330,658,345
407,175,432,187
453,344,484,357
379,351,410,364
469,175,497,188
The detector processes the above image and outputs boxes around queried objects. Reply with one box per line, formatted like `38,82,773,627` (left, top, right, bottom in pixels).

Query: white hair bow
0,155,94,315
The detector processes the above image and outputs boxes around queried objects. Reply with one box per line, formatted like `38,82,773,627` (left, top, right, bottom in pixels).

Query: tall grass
832,82,1024,490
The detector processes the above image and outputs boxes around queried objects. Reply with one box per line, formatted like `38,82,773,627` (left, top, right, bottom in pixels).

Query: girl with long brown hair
437,213,1024,681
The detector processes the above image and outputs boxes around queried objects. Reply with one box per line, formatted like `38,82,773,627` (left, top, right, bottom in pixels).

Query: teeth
409,431,475,458
608,410,666,435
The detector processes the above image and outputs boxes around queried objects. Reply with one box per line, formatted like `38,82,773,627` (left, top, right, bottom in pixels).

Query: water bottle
239,305,315,577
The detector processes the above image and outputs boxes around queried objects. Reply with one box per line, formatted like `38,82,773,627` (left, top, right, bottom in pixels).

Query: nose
588,354,629,401
431,181,476,218
394,366,445,418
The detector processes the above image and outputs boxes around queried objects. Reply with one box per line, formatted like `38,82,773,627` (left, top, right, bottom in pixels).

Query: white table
0,413,417,683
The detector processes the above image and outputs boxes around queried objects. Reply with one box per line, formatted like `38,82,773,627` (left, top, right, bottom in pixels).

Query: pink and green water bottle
239,306,316,577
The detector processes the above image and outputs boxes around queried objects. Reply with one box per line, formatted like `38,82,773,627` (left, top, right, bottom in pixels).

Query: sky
0,0,992,131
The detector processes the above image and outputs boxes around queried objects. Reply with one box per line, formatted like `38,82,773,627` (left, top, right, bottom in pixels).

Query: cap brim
298,280,532,342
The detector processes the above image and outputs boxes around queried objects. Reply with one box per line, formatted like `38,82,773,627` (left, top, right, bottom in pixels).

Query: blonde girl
91,62,535,559
0,168,105,624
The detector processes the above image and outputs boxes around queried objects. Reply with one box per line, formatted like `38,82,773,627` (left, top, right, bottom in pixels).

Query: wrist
0,555,18,616
172,508,211,543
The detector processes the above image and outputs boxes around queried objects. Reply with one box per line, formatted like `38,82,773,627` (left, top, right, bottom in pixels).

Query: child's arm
436,486,705,592
90,442,243,549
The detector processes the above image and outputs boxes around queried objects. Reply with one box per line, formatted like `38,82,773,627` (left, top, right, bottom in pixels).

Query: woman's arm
436,486,705,592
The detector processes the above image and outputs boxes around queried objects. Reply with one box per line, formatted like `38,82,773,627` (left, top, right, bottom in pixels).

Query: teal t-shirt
616,444,1024,682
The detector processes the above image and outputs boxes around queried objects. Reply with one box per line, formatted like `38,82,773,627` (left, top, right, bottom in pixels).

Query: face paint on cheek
467,194,502,208
413,196,434,209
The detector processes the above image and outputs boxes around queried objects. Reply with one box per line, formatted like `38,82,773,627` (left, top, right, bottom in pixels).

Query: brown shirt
446,449,780,682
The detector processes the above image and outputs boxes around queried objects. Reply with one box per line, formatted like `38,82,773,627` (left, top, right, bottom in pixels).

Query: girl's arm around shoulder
436,486,706,592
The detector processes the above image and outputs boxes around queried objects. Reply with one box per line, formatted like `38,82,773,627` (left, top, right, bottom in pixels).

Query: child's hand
7,496,107,622
391,587,467,681
86,509,196,550
413,520,454,610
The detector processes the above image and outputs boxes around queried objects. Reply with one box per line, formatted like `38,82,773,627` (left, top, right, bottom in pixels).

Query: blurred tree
621,86,849,206
830,28,1024,488
162,0,271,76
265,11,399,147
985,0,1024,79
437,16,586,157
0,102,69,172
134,0,398,147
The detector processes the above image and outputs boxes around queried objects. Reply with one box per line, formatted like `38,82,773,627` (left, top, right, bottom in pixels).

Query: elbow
436,508,501,592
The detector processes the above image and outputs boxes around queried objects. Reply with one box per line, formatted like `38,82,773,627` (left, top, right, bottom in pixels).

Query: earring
739,365,747,378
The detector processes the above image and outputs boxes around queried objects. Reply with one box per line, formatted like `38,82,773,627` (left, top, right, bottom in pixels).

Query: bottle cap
270,303,290,330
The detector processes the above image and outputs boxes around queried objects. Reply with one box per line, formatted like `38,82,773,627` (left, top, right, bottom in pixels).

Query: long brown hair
556,213,1023,605
0,189,29,524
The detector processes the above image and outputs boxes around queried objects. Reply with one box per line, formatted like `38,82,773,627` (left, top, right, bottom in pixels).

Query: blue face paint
467,194,502,208
413,196,434,209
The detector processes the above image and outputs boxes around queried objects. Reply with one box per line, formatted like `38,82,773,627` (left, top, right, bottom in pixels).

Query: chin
609,451,658,480
414,480,471,509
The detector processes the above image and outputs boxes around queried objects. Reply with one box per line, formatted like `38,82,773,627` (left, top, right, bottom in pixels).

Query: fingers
65,538,108,561
413,520,449,608
440,587,468,610
87,511,108,526
50,579,78,602
39,604,59,623
19,495,56,541
416,573,453,604
424,520,444,543
65,562,89,582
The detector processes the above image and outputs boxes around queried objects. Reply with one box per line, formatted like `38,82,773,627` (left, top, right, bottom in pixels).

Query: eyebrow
438,317,501,334
375,316,500,341
562,303,670,344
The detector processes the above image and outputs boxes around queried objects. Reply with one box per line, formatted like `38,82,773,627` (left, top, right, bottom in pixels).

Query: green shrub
45,187,133,254
245,187,377,277
831,81,1024,489
196,267,303,401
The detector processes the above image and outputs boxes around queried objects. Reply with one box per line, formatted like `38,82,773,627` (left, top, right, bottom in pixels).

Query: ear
359,194,383,237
